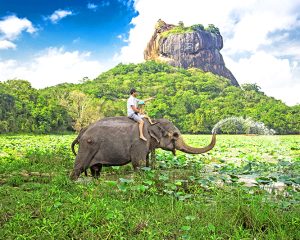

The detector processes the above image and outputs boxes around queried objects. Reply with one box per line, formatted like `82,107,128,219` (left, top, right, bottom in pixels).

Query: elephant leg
146,153,150,167
132,157,147,171
132,160,141,171
90,164,102,179
95,164,102,178
150,149,156,169
90,166,96,177
130,142,148,171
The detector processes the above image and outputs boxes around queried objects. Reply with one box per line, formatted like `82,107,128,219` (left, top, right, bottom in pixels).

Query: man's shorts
128,113,142,122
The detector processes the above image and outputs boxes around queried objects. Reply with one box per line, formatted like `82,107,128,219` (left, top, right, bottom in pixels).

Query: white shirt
127,95,140,116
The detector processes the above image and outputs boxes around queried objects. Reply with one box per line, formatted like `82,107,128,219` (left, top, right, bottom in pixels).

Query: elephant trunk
70,169,81,181
175,134,216,154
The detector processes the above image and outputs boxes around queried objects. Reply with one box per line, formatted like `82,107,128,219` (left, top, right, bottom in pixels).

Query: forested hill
0,61,299,134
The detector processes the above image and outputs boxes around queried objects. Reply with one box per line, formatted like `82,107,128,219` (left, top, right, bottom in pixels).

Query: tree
178,21,184,28
206,24,220,34
241,83,262,93
60,90,105,131
191,24,204,31
0,62,299,134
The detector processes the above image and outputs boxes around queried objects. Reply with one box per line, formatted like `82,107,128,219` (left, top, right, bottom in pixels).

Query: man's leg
138,119,147,141
130,113,147,141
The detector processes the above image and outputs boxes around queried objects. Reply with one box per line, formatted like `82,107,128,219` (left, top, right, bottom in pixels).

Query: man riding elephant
127,88,154,141
70,115,216,180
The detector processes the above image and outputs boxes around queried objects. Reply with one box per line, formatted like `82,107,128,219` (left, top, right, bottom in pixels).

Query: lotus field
0,134,299,239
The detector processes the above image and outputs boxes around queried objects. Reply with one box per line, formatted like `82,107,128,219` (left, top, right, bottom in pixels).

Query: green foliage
161,22,221,38
0,80,71,133
0,134,299,239
160,25,194,38
79,61,298,134
60,90,104,131
205,24,220,34
191,24,204,31
0,61,299,134
241,83,262,92
178,21,184,28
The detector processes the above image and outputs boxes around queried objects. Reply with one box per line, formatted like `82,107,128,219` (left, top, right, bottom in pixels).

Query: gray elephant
70,116,216,180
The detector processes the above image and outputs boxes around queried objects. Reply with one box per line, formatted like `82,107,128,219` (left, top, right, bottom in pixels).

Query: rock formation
144,20,239,86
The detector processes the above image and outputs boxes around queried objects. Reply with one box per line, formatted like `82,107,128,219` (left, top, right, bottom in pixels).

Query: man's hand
131,105,140,113
144,96,155,102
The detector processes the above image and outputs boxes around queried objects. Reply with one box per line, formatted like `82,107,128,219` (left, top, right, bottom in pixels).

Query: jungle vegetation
0,61,299,134
160,22,220,38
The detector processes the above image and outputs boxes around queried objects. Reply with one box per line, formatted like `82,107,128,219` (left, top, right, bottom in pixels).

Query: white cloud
117,0,300,62
114,0,300,105
87,2,111,10
48,10,73,23
0,15,36,43
117,34,129,43
118,0,134,8
0,40,16,49
224,8,299,55
224,52,300,106
270,41,300,61
87,3,98,11
72,37,80,44
0,47,105,89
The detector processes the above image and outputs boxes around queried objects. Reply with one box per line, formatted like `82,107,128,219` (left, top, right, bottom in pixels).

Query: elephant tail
71,138,79,156
71,126,89,156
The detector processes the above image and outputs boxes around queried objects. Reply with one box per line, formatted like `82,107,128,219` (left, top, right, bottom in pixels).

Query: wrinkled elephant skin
70,117,216,180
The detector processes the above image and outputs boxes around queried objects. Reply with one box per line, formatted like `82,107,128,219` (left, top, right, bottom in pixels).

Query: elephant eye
87,139,93,144
173,132,179,139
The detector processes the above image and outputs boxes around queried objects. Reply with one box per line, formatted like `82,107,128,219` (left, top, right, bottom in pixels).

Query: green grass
160,26,195,38
160,24,220,38
0,134,299,239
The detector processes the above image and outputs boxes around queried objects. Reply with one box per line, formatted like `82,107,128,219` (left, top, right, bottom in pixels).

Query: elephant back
95,116,137,126
84,116,143,166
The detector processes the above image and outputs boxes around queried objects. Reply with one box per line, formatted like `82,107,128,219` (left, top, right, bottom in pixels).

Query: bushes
205,24,220,34
160,22,221,38
1,61,299,134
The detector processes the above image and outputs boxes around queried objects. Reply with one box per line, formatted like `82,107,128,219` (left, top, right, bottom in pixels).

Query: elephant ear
148,123,166,143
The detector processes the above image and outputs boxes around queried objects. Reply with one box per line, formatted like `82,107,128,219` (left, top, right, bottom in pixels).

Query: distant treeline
0,61,299,134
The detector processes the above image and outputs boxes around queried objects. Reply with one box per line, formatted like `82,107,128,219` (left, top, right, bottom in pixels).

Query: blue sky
0,0,300,106
0,0,136,60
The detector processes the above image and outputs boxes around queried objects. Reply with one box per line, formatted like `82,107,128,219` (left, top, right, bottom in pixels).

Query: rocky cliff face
144,20,239,86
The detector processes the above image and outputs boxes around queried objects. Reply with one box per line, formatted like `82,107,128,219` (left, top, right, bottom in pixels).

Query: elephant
70,116,216,180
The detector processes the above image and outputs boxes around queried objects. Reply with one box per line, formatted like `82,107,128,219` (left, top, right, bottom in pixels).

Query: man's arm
131,105,140,113
143,97,155,102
